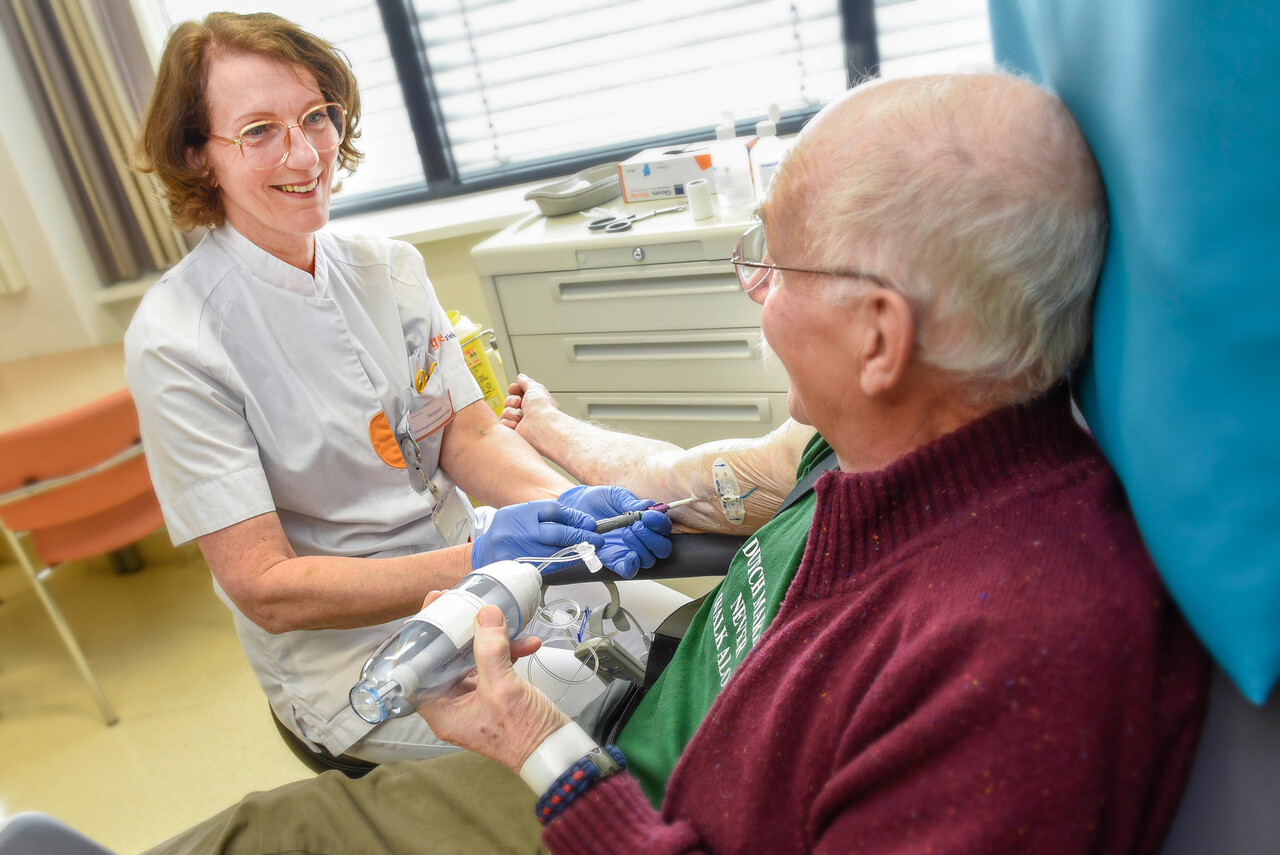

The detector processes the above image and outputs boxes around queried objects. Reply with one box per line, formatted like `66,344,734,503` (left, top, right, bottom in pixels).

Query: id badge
408,389,455,442
396,386,454,498
430,475,472,546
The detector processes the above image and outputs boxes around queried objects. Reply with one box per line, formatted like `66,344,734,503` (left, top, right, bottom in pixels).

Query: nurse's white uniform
125,225,689,763
125,225,488,760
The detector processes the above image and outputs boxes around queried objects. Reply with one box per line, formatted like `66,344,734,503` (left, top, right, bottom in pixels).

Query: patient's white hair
788,70,1108,408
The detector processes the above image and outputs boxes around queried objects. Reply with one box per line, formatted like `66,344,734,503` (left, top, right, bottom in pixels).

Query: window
139,0,991,214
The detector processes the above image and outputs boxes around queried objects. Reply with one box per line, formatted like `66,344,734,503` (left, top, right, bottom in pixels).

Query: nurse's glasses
208,102,347,170
731,223,890,297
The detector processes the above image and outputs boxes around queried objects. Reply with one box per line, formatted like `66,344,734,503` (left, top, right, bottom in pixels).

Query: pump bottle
751,104,785,196
711,112,753,219
349,560,543,724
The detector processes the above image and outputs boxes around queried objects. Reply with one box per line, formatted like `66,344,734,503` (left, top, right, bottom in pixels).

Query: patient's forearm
516,405,688,495
519,407,815,535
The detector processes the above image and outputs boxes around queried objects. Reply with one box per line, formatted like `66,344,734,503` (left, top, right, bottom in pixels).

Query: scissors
587,204,688,233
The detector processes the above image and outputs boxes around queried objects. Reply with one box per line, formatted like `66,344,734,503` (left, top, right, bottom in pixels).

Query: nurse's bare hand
500,374,562,436
419,605,568,774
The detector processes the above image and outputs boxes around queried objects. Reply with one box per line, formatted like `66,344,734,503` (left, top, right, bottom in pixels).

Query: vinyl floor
0,534,311,853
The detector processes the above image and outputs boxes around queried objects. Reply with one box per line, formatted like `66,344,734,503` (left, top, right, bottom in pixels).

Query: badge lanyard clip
399,431,446,504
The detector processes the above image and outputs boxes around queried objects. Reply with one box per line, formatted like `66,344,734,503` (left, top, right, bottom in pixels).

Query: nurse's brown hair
132,12,362,231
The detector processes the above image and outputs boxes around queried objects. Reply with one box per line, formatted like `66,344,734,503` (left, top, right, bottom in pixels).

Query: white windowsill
327,179,545,245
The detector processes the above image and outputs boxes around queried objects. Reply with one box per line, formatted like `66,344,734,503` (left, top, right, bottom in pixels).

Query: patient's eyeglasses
208,102,346,170
730,223,889,299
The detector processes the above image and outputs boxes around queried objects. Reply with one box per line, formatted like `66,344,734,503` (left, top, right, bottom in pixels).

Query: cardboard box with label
618,142,715,203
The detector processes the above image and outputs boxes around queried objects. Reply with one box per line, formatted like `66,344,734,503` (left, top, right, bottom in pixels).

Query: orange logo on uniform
429,331,457,351
368,412,406,469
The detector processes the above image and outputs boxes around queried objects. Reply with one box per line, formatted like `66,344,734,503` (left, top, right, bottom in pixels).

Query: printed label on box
619,145,715,203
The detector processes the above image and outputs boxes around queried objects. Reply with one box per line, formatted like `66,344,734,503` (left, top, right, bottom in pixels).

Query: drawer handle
557,275,737,301
586,402,769,423
571,339,753,362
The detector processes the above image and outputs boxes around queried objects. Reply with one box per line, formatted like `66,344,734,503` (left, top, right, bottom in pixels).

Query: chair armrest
0,444,145,506
542,533,745,586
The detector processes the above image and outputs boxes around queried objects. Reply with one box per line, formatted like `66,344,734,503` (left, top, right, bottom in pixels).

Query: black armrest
542,533,746,586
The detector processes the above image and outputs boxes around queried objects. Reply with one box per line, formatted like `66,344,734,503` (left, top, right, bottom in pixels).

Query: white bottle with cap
751,104,785,196
348,560,544,724
711,111,754,219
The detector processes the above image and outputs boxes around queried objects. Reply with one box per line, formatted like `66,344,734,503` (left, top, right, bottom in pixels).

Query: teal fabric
988,1,1280,703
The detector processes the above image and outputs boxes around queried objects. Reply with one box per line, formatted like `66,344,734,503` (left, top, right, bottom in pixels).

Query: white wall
0,37,117,363
414,232,500,332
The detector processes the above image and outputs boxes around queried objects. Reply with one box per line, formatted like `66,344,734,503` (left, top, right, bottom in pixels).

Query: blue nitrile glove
557,486,674,579
472,500,605,569
604,509,673,579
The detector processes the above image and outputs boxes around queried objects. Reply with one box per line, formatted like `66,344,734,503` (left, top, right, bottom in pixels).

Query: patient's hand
419,603,568,775
500,375,563,442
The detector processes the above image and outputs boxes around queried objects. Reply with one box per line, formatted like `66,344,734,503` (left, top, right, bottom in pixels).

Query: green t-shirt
616,434,833,806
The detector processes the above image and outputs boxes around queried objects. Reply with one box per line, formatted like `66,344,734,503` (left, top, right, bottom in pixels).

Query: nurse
124,12,671,764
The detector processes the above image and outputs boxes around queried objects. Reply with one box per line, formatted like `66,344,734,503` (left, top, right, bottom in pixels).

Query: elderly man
146,71,1207,855
420,71,1209,853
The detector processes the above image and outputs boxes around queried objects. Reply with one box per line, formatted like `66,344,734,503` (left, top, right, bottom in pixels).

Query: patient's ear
859,288,914,397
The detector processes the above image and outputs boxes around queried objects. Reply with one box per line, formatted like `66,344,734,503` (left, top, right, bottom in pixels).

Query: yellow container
448,311,507,416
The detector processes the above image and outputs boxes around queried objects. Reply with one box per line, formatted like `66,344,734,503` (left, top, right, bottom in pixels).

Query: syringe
594,496,704,533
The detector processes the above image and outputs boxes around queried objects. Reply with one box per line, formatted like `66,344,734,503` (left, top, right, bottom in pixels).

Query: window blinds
875,0,992,78
415,0,846,177
147,0,991,205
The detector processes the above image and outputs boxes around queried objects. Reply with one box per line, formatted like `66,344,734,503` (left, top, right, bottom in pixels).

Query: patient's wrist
520,406,578,461
518,721,599,793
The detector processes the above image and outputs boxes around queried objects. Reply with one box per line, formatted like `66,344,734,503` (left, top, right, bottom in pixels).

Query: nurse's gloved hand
557,485,649,519
558,486,674,579
472,501,605,570
600,509,673,579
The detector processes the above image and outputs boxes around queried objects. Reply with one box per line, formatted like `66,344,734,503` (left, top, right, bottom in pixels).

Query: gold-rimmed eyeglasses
730,223,889,298
208,102,346,170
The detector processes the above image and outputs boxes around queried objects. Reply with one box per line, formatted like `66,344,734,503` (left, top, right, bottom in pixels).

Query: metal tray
524,163,622,216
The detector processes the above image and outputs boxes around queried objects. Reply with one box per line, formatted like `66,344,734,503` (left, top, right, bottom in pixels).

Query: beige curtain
0,0,187,284
0,220,28,294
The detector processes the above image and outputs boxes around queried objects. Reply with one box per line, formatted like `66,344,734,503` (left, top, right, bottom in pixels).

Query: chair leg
2,529,118,725
108,545,143,575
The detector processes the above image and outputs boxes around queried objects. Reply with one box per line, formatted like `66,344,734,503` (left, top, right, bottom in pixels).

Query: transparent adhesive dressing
349,560,543,724
712,458,747,525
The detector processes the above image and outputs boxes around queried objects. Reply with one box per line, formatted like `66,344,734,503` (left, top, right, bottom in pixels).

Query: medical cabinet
472,201,789,448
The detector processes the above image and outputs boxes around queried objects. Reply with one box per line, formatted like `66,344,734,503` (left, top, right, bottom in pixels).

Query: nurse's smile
275,177,321,194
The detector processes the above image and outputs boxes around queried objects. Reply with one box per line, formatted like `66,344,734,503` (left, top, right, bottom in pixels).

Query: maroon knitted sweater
544,389,1209,854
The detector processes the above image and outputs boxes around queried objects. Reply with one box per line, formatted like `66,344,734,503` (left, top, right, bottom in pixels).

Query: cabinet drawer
510,329,787,393
494,261,761,335
553,392,790,448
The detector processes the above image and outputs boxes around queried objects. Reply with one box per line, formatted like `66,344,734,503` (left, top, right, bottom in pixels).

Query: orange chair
0,388,165,725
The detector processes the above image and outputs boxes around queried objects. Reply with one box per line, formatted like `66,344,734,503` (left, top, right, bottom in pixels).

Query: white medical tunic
124,224,484,755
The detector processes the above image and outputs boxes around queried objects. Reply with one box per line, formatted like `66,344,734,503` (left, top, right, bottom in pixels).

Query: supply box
618,142,714,202
618,135,769,203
